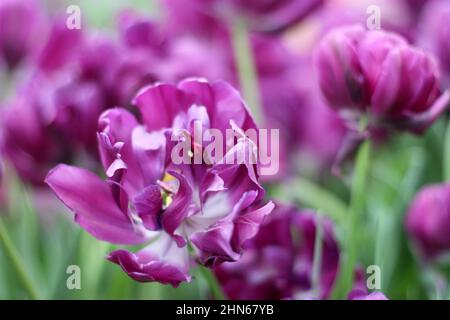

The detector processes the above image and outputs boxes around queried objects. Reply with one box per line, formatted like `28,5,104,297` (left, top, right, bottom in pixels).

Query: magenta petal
161,170,193,247
398,90,450,134
211,80,251,132
134,185,163,230
133,83,191,131
231,201,275,252
98,108,143,195
191,222,241,267
191,200,274,266
45,164,147,245
38,19,83,73
107,234,191,287
132,126,166,185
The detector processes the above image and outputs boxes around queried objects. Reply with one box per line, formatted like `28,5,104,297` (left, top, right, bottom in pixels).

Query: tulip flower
418,0,450,87
406,183,450,260
214,205,339,299
46,79,274,286
1,82,69,186
1,24,161,186
0,0,44,71
314,25,450,134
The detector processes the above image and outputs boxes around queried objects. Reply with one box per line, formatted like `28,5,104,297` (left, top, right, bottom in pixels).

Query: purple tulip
0,0,44,71
118,11,228,89
119,11,168,55
418,0,450,87
310,0,419,43
161,0,323,35
37,18,83,74
406,183,450,260
214,205,339,299
226,0,324,33
161,0,224,38
223,34,348,177
46,79,274,286
1,25,162,186
1,80,69,186
314,25,450,134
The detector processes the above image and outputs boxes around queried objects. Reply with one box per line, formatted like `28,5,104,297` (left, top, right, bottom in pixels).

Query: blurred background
1,0,450,300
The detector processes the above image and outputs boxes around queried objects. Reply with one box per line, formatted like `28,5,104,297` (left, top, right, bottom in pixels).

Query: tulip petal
161,170,193,247
107,233,191,287
45,164,147,245
134,184,163,231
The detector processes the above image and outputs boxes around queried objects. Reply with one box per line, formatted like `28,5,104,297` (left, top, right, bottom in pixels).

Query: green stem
79,232,110,299
0,217,41,299
443,117,450,181
231,18,264,125
311,213,324,298
333,118,371,299
198,265,226,300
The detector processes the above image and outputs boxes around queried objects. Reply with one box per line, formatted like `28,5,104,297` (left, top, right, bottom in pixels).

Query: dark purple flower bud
418,0,450,87
1,82,65,186
46,79,274,286
314,25,450,134
406,183,450,260
214,205,340,300
0,0,44,71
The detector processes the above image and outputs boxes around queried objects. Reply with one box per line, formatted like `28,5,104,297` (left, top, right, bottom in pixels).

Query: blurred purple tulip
119,11,229,85
318,0,418,42
161,0,323,35
46,79,274,286
418,0,450,87
314,25,449,134
1,81,69,186
214,205,339,299
406,183,450,260
1,21,162,186
407,0,429,15
0,0,44,71
223,34,348,177
161,0,224,38
226,0,324,33
37,18,83,74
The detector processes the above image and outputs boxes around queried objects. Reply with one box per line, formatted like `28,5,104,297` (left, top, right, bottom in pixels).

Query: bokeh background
1,0,450,300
